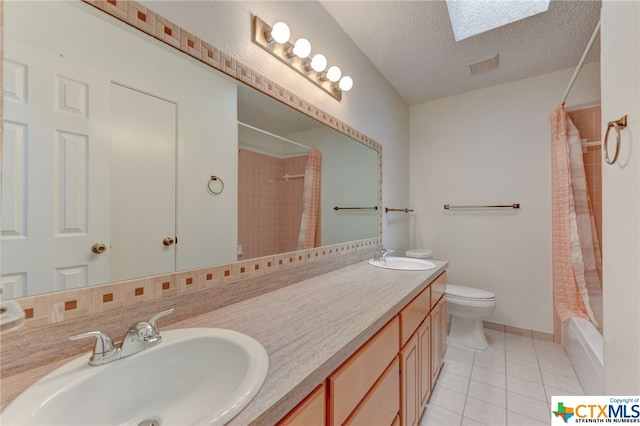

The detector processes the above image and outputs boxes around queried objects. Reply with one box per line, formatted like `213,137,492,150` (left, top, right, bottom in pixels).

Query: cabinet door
418,315,432,410
431,297,447,386
278,383,325,426
346,357,399,426
400,286,430,346
329,316,400,425
400,333,419,426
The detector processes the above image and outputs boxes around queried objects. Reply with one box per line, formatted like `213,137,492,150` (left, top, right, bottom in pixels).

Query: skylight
446,0,550,41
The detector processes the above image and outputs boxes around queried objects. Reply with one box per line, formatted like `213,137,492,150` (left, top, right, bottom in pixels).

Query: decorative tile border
11,238,380,332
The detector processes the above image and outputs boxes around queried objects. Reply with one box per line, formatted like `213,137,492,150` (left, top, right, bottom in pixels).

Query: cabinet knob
162,237,175,247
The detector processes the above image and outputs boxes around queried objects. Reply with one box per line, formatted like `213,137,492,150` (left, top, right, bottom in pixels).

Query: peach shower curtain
550,104,602,328
297,148,322,249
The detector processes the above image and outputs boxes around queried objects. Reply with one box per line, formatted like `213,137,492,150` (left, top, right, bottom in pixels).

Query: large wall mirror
1,1,380,299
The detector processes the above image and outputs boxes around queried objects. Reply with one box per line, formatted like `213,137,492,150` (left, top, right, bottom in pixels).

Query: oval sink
369,257,436,271
2,328,269,425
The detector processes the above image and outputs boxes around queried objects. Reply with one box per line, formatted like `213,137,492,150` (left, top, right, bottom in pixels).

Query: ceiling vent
469,54,499,75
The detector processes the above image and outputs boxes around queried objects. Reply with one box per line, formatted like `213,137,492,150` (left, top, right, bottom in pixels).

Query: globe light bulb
326,66,342,83
339,76,353,92
292,38,312,59
270,21,290,44
310,54,327,73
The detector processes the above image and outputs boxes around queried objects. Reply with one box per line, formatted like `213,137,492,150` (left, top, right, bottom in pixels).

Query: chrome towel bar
333,206,378,211
385,208,414,213
444,203,520,210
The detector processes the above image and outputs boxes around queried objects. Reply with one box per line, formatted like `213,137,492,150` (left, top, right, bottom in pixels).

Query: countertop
176,259,448,425
1,259,448,425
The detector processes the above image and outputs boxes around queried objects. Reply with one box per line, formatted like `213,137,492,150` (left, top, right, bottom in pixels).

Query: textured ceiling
321,0,601,105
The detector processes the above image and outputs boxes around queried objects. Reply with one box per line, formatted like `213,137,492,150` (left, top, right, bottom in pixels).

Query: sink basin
369,257,437,271
2,328,269,425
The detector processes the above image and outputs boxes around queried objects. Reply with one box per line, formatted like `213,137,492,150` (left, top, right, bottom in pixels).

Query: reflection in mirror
237,86,379,260
1,1,380,299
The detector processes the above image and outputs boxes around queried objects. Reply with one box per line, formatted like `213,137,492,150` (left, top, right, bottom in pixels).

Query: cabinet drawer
430,272,447,309
278,383,325,426
329,316,400,425
400,286,430,346
345,356,400,426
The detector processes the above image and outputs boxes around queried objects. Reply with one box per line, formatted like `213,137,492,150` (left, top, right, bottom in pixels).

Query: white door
109,83,176,282
2,41,111,297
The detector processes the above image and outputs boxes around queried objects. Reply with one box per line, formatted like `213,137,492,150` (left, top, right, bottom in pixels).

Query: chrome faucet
69,308,174,366
373,248,395,261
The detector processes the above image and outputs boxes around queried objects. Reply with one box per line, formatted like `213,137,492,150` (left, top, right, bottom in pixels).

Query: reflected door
109,83,176,282
1,41,111,297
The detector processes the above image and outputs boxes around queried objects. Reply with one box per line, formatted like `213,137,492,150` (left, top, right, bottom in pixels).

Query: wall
140,1,410,253
409,63,600,333
601,1,640,393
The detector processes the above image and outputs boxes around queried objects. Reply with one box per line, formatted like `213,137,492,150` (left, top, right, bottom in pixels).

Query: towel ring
604,115,627,165
207,175,224,195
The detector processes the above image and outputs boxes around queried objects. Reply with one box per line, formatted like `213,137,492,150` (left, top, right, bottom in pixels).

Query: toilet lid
405,249,434,259
446,284,495,300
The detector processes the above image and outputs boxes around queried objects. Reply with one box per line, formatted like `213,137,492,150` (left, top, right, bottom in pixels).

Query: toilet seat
446,284,495,301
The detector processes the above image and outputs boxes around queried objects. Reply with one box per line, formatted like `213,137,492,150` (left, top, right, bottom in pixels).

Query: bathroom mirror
1,1,380,298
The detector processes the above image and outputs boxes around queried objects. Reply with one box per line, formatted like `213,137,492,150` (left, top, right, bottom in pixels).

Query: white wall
409,63,600,333
142,1,411,252
601,1,640,393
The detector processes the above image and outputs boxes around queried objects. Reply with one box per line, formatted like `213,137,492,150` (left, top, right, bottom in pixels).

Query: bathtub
563,317,604,395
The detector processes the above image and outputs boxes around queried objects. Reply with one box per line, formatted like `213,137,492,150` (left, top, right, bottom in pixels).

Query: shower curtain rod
238,121,312,151
561,18,601,104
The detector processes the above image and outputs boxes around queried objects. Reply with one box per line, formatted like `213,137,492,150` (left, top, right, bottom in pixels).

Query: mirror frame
0,0,382,332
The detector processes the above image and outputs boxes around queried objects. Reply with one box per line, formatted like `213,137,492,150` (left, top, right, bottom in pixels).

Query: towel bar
444,203,520,210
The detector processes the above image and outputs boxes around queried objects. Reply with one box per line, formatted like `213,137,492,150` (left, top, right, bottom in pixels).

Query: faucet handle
148,308,174,335
69,331,116,359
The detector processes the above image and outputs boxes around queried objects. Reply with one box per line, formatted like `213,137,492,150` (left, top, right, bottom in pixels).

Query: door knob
163,237,175,247
91,243,107,254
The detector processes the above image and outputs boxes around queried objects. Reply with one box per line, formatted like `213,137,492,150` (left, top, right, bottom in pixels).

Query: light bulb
339,76,353,92
292,38,312,59
270,21,290,44
326,66,342,82
310,54,327,73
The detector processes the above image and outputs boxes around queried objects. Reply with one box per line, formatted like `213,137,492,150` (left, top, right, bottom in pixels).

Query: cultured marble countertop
177,259,448,425
1,259,448,425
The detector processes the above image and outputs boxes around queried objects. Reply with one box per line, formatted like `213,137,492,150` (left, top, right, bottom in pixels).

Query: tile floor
420,328,586,425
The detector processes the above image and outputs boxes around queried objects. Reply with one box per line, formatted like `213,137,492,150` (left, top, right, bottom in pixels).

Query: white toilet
446,285,496,350
405,248,497,351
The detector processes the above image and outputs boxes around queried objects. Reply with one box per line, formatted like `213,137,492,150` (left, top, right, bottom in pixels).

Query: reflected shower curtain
297,148,322,249
550,104,602,329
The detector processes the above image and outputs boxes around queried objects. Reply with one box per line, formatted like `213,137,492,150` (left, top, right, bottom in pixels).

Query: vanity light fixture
252,15,352,100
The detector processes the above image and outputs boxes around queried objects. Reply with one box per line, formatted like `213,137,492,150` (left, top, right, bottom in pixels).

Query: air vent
469,54,499,75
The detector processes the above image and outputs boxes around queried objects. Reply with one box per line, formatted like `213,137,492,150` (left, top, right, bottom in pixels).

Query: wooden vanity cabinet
277,271,448,426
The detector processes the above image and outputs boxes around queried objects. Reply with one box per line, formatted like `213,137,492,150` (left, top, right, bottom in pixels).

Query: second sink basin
1,327,269,425
369,257,436,271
